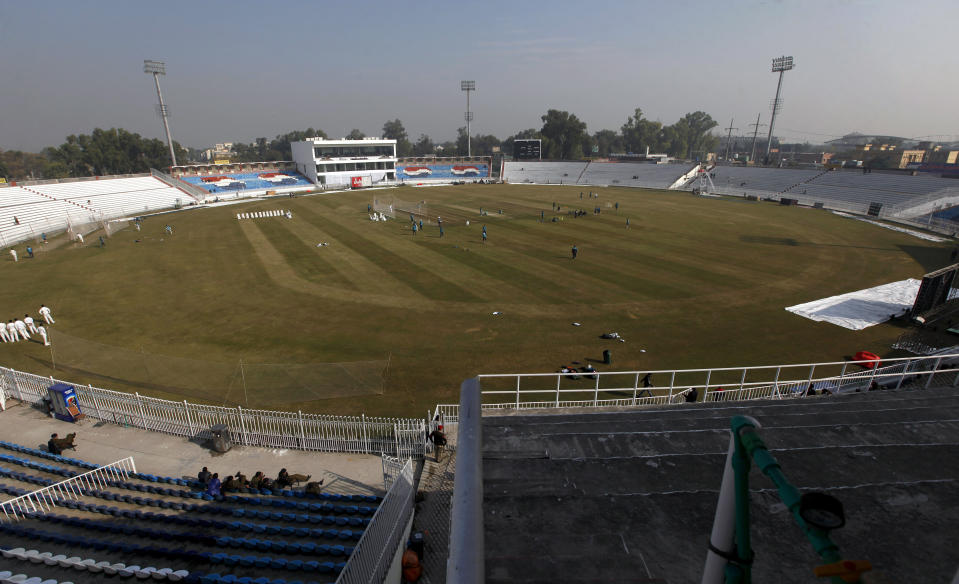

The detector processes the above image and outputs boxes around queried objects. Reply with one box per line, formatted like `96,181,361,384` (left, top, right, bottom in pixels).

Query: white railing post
555,375,561,407
135,392,147,429
515,376,521,408
669,371,676,399
631,372,640,405
703,370,712,401
806,364,816,390
9,368,24,401
738,369,747,392
237,406,248,446
837,363,848,389
298,410,306,449
362,414,370,454
88,384,102,420
183,401,195,436
773,366,782,398
593,376,600,406
925,358,942,389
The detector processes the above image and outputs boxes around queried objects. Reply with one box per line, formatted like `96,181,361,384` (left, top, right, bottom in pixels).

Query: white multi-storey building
291,137,396,187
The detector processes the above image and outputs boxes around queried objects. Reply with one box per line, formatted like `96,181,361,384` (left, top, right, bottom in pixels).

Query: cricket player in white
0,323,10,342
37,324,49,346
9,249,17,262
39,305,54,324
6,321,19,341
24,315,38,334
14,319,29,340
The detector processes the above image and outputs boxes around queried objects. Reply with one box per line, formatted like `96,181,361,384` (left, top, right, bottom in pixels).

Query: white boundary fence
0,366,427,458
336,458,415,584
1,457,135,522
434,352,959,423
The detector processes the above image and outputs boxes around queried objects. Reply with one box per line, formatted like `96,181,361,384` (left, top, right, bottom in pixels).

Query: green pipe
729,416,852,584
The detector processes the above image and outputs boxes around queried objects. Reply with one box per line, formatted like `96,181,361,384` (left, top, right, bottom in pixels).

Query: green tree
540,109,588,160
592,129,623,157
382,119,413,157
670,111,718,159
412,134,435,157
621,108,663,154
469,133,501,157
346,128,365,140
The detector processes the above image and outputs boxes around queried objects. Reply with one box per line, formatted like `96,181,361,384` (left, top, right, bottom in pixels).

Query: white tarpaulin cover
785,279,920,330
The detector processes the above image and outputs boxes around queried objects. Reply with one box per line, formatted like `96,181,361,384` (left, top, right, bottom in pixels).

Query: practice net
48,329,387,406
372,196,429,222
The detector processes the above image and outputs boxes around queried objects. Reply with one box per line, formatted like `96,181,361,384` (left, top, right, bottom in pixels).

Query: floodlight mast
461,80,475,157
764,56,794,163
144,60,177,167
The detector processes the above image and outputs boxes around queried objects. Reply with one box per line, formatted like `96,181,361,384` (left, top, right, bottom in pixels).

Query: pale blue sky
1,0,957,151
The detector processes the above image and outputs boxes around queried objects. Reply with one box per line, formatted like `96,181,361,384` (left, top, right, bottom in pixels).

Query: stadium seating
706,166,959,216
180,172,312,195
707,166,822,197
578,162,692,189
0,440,370,584
502,161,588,184
0,176,189,247
504,161,711,190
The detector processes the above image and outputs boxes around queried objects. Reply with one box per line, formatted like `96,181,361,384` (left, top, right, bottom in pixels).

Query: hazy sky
1,0,957,152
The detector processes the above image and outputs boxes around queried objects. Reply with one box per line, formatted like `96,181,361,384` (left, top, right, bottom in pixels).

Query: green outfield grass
0,184,950,416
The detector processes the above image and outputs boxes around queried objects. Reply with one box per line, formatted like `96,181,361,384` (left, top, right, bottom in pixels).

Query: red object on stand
853,351,881,369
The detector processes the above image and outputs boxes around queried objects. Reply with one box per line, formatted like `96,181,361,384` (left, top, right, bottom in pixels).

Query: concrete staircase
481,388,959,583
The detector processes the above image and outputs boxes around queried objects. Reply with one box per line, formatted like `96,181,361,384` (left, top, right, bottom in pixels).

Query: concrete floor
0,398,385,496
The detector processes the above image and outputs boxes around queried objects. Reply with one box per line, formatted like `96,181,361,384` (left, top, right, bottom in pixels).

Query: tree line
223,108,719,163
1,128,188,181
0,107,719,181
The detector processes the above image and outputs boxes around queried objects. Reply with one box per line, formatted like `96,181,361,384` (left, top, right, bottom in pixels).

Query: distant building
899,149,926,168
202,142,234,162
827,132,908,148
291,137,396,187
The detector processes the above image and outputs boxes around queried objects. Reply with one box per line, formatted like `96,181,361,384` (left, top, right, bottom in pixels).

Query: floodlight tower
461,80,475,157
144,60,177,167
764,55,794,163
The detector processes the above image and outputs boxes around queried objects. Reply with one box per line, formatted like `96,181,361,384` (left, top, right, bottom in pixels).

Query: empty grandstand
180,171,314,196
0,175,193,247
395,157,491,182
706,166,959,220
502,160,696,190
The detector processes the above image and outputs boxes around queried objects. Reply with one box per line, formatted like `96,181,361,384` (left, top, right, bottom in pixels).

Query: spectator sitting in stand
47,433,62,455
206,473,222,496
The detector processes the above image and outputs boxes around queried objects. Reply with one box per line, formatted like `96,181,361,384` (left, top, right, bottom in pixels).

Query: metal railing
434,352,959,418
336,458,415,584
1,457,135,522
150,167,208,202
0,366,427,458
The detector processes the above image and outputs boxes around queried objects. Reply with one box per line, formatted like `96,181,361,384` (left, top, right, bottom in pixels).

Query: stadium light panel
771,56,794,72
144,60,166,75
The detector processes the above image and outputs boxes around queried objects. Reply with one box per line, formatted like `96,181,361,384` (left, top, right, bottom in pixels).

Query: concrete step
485,417,959,460
484,443,959,498
483,388,959,438
483,481,959,583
